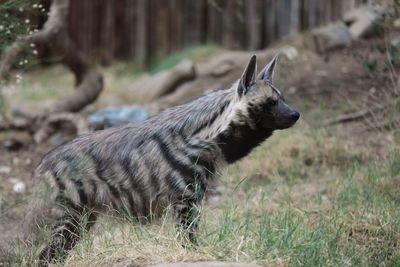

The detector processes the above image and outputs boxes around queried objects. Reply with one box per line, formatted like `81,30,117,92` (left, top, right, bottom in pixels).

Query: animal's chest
216,124,272,164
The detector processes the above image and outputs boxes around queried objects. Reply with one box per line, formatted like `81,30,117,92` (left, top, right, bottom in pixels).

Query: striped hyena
25,55,299,265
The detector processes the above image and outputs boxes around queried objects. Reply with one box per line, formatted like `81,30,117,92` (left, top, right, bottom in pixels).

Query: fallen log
34,113,89,143
145,50,281,114
128,59,196,102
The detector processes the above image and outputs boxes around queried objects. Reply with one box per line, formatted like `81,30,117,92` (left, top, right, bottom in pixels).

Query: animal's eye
270,100,278,106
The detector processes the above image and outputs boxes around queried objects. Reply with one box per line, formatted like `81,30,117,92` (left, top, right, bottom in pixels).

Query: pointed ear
257,54,278,84
238,55,257,96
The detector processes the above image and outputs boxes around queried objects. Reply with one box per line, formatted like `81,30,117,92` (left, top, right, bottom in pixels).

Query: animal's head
237,55,300,130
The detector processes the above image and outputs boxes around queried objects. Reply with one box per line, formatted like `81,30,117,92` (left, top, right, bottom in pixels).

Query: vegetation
1,2,399,266
149,44,221,74
0,0,38,114
6,123,398,266
64,127,398,267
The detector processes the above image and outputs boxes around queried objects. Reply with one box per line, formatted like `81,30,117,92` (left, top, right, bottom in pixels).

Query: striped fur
25,55,299,265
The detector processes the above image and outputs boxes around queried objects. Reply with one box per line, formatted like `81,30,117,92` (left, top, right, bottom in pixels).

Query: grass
2,64,144,112
2,42,399,266
2,44,221,112
11,124,394,267
149,44,221,74
2,65,74,106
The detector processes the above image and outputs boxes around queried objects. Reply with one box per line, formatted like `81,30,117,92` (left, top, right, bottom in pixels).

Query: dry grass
15,124,394,267
2,39,399,266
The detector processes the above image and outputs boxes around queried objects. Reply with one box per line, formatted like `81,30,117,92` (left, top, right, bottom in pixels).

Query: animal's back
29,102,225,226
24,55,299,265
26,116,223,263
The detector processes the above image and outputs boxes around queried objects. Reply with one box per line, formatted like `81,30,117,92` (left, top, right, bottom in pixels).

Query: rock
150,262,261,267
310,5,385,53
288,86,297,95
2,138,24,151
343,5,384,39
87,105,149,130
0,166,11,174
13,181,26,193
12,157,19,165
390,36,400,49
394,18,400,28
311,22,352,53
25,158,32,165
48,133,63,144
0,131,31,151
281,46,298,61
211,60,235,77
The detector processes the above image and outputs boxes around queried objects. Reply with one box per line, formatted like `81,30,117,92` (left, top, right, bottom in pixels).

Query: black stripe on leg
87,147,121,199
120,155,148,215
62,155,89,206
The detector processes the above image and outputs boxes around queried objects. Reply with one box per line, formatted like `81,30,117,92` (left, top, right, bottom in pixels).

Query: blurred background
1,1,400,266
2,0,373,67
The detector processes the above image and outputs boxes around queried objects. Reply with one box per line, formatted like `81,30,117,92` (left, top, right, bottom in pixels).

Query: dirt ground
0,17,399,266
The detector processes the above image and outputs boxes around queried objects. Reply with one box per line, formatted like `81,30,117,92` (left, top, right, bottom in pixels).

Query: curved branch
34,113,89,143
0,0,103,142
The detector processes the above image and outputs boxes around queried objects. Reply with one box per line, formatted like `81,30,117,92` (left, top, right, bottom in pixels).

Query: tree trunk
100,0,115,65
0,0,103,142
264,0,276,46
135,0,149,68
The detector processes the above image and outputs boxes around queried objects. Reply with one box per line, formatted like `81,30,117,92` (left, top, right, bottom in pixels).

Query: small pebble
13,157,20,165
282,46,299,61
0,166,11,174
394,19,400,28
288,87,297,95
13,182,26,193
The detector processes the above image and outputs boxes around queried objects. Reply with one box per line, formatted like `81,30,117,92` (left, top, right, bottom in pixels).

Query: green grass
2,45,221,112
149,44,221,74
3,64,145,111
2,44,399,266
17,125,393,267
4,124,399,267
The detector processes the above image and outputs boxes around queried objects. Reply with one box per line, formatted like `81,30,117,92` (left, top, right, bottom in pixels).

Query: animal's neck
216,122,273,164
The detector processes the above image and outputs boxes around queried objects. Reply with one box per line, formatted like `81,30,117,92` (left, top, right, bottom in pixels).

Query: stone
2,138,24,151
87,105,149,130
13,181,26,193
0,131,31,151
288,86,297,95
211,61,234,77
281,46,298,61
311,22,352,53
0,166,11,174
343,5,383,39
394,18,400,28
390,36,400,49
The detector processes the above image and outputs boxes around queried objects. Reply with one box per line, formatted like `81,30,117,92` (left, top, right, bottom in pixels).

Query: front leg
174,198,202,244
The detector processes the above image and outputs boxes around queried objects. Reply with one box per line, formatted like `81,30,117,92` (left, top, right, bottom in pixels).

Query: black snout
265,100,300,130
290,111,300,121
273,106,300,129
